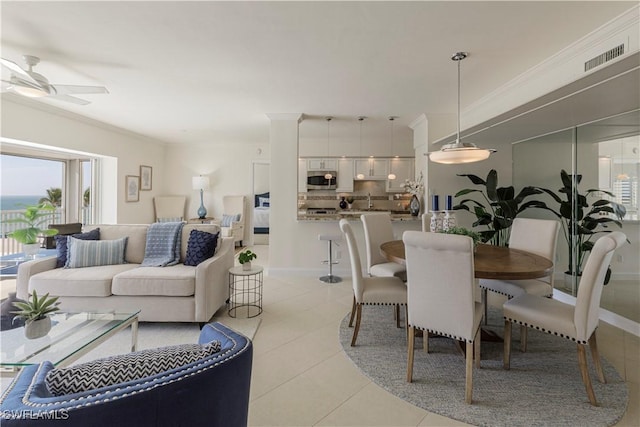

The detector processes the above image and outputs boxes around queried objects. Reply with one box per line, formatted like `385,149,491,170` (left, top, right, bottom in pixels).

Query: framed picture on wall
140,165,152,191
126,175,140,202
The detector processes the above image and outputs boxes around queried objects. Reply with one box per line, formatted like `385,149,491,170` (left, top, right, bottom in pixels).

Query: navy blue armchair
0,322,252,427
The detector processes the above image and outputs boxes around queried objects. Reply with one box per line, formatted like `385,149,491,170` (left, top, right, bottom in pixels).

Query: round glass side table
228,265,264,318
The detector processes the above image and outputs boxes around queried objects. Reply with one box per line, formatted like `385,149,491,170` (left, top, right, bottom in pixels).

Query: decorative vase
339,197,347,210
242,262,251,271
23,243,40,259
409,195,420,216
24,316,51,339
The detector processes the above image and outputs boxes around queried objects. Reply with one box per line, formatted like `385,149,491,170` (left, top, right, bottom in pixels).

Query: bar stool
318,234,342,283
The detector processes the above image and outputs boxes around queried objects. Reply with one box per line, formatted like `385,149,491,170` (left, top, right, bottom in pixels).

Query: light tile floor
247,244,639,427
1,245,637,426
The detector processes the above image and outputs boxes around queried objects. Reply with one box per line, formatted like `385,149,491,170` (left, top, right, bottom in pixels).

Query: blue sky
1,154,64,196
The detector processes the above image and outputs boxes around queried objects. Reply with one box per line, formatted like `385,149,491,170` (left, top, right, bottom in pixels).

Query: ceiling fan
1,55,109,105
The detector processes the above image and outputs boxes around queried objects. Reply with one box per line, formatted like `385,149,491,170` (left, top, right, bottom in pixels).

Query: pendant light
324,117,333,180
356,116,365,180
387,116,397,180
427,52,496,164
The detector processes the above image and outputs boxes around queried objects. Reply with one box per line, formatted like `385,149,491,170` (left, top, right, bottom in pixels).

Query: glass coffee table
0,310,139,374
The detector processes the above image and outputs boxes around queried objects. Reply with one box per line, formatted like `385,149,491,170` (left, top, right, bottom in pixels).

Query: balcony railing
0,207,92,256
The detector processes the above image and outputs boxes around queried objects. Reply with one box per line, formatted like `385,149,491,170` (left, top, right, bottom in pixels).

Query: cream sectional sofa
16,224,234,323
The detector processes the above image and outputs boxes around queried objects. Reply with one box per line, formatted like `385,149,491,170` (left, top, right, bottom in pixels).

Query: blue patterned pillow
54,228,100,268
66,236,128,268
220,214,240,227
184,230,219,266
45,341,221,396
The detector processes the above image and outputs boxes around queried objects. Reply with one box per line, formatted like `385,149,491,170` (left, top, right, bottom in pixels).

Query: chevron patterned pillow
45,341,221,396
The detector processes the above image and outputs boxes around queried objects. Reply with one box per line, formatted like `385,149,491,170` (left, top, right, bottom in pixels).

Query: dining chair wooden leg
465,340,474,404
396,304,401,328
407,326,415,382
577,343,598,406
482,288,488,325
350,304,362,347
423,329,429,353
520,326,528,352
589,333,606,383
474,327,481,369
404,305,409,341
504,320,512,370
348,295,356,327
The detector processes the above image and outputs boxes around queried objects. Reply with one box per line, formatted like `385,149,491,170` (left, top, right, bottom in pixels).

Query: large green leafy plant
453,170,549,246
538,169,626,276
6,203,58,245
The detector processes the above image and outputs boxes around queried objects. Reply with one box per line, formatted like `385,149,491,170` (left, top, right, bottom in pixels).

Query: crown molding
408,114,427,130
462,5,639,130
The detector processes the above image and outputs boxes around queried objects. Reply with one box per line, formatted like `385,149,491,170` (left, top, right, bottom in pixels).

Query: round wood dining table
380,240,553,280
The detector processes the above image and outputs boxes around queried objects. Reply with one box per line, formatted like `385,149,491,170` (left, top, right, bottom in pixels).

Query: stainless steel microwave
307,171,337,190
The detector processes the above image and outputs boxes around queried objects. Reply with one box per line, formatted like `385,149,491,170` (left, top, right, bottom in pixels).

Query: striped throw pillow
66,236,128,268
220,213,240,227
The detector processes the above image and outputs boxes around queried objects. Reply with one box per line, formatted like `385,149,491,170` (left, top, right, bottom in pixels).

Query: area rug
339,306,628,427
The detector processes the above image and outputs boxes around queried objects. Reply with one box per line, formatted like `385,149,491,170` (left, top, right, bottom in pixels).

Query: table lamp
192,175,210,219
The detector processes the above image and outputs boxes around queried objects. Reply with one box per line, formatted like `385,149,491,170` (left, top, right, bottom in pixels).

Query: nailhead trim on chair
2,324,249,416
410,324,478,344
361,302,407,306
479,283,552,299
503,316,590,345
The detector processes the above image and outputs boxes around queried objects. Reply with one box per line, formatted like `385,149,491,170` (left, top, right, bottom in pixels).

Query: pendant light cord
456,57,461,143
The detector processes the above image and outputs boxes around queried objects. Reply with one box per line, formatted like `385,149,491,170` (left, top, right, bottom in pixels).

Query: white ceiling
1,1,636,146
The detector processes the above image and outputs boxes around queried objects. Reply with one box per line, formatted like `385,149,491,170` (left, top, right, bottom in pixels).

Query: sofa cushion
30,264,140,297
66,237,128,268
45,341,222,396
180,224,220,261
90,225,149,264
184,230,219,266
55,228,100,268
112,265,197,296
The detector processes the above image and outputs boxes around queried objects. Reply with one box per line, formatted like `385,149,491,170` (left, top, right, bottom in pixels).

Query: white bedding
253,207,270,228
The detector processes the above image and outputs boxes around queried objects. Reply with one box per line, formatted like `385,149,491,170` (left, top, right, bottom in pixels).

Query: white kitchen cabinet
336,159,354,192
354,158,388,180
307,158,337,171
298,159,307,193
387,158,414,192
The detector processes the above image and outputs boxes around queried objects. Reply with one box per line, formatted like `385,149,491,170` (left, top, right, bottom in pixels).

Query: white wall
1,98,166,224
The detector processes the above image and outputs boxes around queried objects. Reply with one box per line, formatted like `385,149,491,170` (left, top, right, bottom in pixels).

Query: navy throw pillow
54,228,100,268
184,230,219,266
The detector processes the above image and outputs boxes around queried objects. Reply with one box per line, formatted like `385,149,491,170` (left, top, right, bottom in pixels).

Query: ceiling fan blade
48,94,91,105
52,84,109,95
1,57,41,88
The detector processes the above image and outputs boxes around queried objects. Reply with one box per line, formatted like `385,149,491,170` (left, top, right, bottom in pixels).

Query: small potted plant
11,290,61,339
6,203,59,257
346,196,355,210
439,226,482,250
238,250,257,271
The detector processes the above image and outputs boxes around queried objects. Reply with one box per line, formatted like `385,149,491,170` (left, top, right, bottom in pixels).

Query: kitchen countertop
297,210,421,221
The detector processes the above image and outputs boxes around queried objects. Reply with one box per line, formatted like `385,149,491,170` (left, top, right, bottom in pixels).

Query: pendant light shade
428,52,495,164
324,117,333,180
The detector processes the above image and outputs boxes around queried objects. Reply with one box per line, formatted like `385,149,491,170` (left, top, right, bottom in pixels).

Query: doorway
252,161,270,245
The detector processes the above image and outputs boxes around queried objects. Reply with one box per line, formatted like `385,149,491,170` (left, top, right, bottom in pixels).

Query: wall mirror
513,109,639,324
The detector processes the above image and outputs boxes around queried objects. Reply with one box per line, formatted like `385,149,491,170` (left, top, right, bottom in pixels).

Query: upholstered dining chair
361,213,407,280
403,231,483,404
503,231,627,406
479,217,560,350
339,219,407,346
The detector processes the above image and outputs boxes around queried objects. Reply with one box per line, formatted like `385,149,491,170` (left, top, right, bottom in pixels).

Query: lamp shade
428,142,494,164
192,175,210,190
